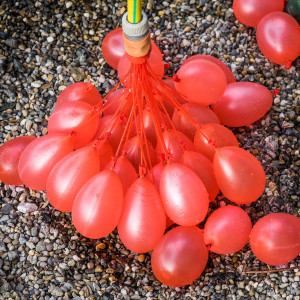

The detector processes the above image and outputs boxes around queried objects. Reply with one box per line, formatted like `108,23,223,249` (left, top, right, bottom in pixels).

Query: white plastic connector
122,12,149,41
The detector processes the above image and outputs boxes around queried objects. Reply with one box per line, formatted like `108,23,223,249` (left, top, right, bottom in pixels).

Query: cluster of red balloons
0,27,299,288
233,0,300,66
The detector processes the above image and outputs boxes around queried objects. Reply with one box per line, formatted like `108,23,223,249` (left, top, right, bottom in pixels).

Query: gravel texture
0,0,299,299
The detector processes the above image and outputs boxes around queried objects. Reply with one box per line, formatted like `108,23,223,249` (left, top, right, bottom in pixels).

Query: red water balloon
46,146,100,212
172,103,220,140
250,213,300,265
125,136,158,172
233,0,284,27
0,136,36,185
102,28,163,69
145,163,165,191
194,123,239,161
145,164,174,228
160,163,209,226
48,101,99,149
157,130,194,163
211,82,273,127
93,115,127,152
203,205,252,254
102,28,125,70
118,177,166,253
174,60,227,106
151,226,208,287
18,134,74,191
136,108,170,147
72,170,123,239
91,139,113,170
55,82,102,109
180,151,219,202
213,146,266,204
105,156,138,196
103,88,127,116
182,55,236,84
118,50,164,87
256,12,300,65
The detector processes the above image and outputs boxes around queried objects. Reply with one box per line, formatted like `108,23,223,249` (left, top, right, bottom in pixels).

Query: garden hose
127,0,142,24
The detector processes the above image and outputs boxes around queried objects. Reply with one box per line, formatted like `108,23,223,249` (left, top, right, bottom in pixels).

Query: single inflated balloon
172,103,220,140
145,163,166,190
145,164,174,228
136,108,170,147
48,101,99,149
93,115,127,152
102,28,125,70
105,156,138,196
203,205,252,254
0,136,36,185
211,82,273,127
233,0,284,27
118,177,166,253
18,134,74,190
72,170,123,239
250,213,300,265
102,28,163,69
125,136,158,172
157,130,194,163
174,60,227,106
103,88,127,116
46,146,100,212
160,163,209,226
256,12,300,65
151,226,208,287
213,147,266,204
194,124,239,161
118,50,164,87
180,151,219,202
55,82,102,109
91,139,113,170
182,55,236,84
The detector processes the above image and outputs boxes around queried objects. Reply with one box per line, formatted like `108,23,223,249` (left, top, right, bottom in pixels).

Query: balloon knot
104,132,111,140
122,149,127,157
164,63,170,70
172,74,180,82
139,164,147,177
70,130,77,137
92,105,102,115
180,141,187,151
285,60,292,69
208,139,217,149
272,88,280,96
160,153,166,163
205,244,212,251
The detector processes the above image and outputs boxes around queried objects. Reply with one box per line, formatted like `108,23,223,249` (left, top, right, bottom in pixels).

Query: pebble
17,203,38,213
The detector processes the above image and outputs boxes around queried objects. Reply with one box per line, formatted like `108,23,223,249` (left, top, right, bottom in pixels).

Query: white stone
17,203,38,213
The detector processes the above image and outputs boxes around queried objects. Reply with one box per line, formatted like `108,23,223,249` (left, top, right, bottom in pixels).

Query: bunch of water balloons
0,26,299,287
233,0,300,67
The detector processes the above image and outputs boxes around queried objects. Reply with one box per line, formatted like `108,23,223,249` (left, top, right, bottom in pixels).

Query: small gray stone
51,286,64,297
8,251,18,261
36,241,46,252
0,204,13,214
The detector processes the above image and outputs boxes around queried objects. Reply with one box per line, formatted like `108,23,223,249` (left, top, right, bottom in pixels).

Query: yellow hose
127,0,142,24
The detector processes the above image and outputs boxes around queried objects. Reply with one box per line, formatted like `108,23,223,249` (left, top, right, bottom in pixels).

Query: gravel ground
0,0,299,299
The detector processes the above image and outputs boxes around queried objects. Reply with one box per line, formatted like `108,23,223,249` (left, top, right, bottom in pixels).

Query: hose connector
122,12,151,57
